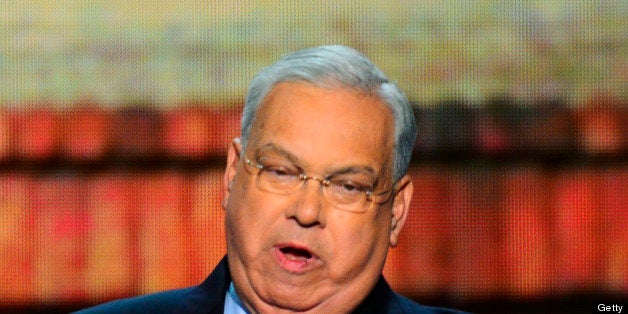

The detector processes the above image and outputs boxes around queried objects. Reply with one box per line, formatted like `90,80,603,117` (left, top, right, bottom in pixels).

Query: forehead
249,82,394,172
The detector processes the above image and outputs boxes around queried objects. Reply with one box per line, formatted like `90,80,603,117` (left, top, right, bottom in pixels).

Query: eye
264,166,293,177
329,179,371,196
341,182,360,192
257,158,300,184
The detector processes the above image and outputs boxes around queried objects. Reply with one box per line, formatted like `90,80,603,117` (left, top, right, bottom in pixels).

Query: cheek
326,210,391,277
225,178,283,256
225,178,259,255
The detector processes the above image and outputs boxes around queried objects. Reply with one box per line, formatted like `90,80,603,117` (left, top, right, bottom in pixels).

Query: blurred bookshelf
0,100,625,313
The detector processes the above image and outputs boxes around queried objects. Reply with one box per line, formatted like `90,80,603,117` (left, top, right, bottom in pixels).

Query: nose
285,177,327,228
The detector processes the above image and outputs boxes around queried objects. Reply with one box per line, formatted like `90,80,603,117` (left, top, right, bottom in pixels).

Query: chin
248,272,334,311
247,285,323,312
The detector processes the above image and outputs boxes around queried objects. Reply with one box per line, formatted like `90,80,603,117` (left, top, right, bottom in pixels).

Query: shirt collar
224,282,248,314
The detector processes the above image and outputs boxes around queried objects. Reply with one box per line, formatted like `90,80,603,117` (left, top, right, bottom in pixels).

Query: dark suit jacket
75,256,465,313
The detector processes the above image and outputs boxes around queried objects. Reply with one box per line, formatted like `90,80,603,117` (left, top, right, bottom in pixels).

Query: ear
389,174,413,247
222,138,242,209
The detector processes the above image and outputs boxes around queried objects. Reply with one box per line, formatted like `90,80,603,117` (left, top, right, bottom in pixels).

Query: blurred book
435,102,476,157
575,95,625,156
136,172,192,293
412,106,441,157
207,106,242,156
476,97,513,156
30,175,86,302
384,166,451,297
15,109,60,161
0,174,33,302
413,103,475,159
517,100,575,157
501,168,552,298
63,107,112,162
112,107,162,160
0,108,12,161
448,170,501,300
599,169,627,294
163,107,213,160
529,101,575,156
189,169,227,282
85,174,135,301
552,170,602,293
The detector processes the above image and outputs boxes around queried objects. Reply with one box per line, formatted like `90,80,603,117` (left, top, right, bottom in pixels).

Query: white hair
240,45,417,182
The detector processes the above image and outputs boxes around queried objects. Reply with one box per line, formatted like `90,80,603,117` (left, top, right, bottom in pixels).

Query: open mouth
273,243,319,273
280,246,313,260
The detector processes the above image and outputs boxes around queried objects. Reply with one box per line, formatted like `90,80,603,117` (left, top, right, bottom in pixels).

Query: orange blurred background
0,1,625,313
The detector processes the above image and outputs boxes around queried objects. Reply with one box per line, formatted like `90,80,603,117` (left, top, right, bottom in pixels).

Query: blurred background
0,1,625,313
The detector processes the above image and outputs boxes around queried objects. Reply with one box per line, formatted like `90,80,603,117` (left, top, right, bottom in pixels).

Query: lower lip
272,247,319,274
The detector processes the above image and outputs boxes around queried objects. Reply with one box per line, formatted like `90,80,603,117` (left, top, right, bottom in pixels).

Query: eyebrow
328,166,381,189
329,166,377,179
253,142,379,182
254,143,300,164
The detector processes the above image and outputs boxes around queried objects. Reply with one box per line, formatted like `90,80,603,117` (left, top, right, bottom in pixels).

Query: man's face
222,82,412,312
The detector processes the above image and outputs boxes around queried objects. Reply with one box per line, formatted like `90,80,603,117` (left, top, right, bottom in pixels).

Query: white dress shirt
224,282,248,314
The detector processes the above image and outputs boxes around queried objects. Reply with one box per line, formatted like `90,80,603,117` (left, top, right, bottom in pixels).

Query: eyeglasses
243,157,393,213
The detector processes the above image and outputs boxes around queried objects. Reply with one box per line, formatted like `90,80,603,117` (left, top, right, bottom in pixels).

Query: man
77,45,464,313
